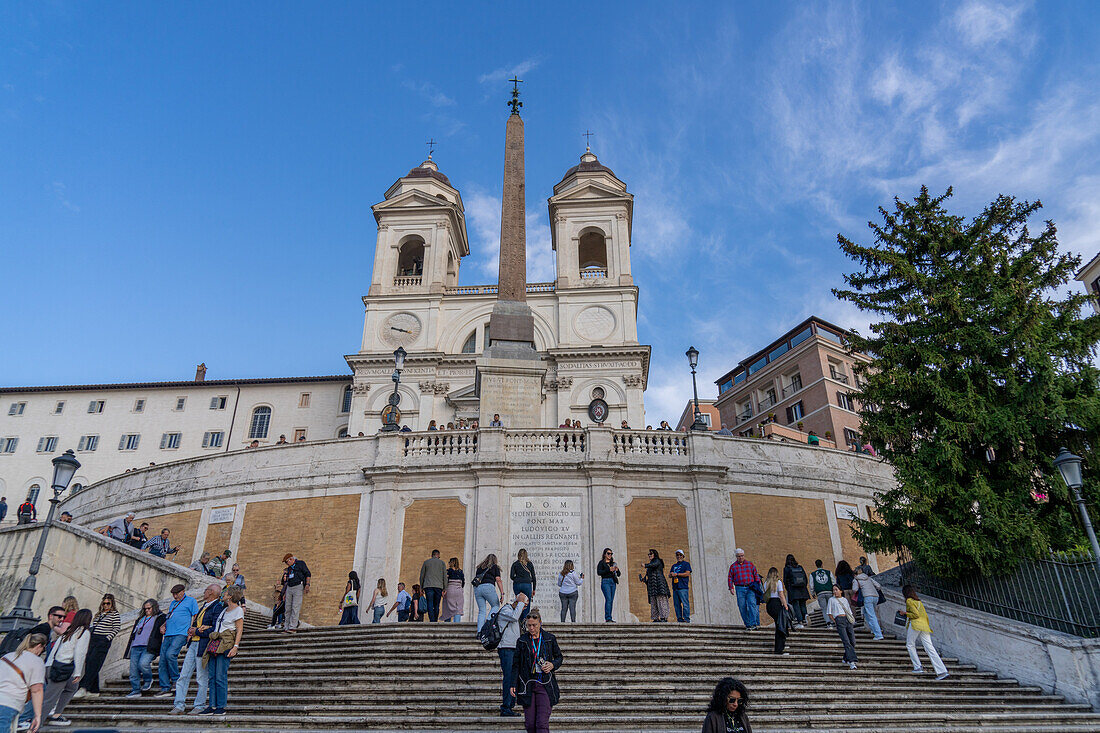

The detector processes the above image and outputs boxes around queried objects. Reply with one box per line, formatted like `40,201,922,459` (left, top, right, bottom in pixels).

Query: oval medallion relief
574,306,616,342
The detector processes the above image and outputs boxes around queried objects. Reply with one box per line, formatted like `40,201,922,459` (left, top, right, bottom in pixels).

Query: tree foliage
834,187,1100,580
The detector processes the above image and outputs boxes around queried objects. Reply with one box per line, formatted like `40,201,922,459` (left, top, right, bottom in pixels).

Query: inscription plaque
510,496,584,587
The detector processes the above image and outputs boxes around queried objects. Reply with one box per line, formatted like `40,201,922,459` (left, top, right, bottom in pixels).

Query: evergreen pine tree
834,187,1100,579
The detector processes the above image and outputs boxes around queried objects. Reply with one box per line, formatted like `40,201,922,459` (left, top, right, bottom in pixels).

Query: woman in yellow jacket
902,585,949,680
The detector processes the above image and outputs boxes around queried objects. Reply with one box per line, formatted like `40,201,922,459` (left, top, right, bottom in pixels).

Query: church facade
345,150,649,433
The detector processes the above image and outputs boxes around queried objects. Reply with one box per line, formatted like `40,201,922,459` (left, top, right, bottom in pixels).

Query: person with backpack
16,496,36,525
472,554,504,632
385,583,412,622
809,560,836,627
494,593,528,717
782,555,810,629
852,567,885,640
26,608,91,727
510,608,563,733
0,633,47,733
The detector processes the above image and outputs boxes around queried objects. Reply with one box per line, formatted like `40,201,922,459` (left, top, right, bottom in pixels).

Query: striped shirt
141,535,174,557
90,611,121,641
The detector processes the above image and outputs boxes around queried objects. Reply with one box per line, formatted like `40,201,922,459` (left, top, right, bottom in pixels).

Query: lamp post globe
685,345,707,431
1053,447,1100,571
0,449,80,633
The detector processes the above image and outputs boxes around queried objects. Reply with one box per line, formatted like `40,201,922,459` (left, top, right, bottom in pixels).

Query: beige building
713,317,871,448
674,398,720,431
1075,251,1100,312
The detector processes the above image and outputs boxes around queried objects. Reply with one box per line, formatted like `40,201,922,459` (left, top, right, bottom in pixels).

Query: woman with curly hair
702,677,751,733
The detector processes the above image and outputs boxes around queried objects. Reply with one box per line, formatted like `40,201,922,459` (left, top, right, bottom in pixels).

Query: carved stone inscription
510,496,584,581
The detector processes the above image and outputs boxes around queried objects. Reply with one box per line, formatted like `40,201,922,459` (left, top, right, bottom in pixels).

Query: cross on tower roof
508,76,523,115
582,130,594,152
426,138,437,159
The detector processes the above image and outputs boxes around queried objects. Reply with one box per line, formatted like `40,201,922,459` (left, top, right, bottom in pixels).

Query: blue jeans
497,647,515,712
158,634,187,691
0,705,19,730
735,585,760,627
424,587,442,622
601,578,617,621
862,595,884,638
513,582,533,620
475,583,499,631
673,587,691,622
173,642,208,710
206,653,231,709
129,645,154,694
372,606,385,623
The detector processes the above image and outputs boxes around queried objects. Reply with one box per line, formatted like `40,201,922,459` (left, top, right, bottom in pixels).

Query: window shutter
785,406,794,423
78,436,86,451
37,437,45,452
132,434,140,450
89,401,97,413
210,397,218,409
119,435,126,450
160,433,167,449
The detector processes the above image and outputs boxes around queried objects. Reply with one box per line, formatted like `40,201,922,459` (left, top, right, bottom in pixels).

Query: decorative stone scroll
622,374,644,388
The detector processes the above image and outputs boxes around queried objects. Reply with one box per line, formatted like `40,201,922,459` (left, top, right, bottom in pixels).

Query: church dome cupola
556,149,619,188
404,157,452,187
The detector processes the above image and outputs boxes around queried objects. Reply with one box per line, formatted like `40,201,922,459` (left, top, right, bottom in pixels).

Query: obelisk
476,78,546,428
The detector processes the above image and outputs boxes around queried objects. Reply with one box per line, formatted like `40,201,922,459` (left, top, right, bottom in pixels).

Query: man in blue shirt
669,550,693,623
142,527,180,559
386,583,413,622
156,584,199,696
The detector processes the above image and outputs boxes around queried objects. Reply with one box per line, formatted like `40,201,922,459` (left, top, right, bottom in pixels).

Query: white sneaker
848,661,858,669
189,707,205,715
71,688,87,700
84,691,100,698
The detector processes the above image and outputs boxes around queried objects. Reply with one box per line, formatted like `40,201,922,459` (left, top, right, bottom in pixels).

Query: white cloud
478,58,540,85
954,0,1026,46
50,181,79,212
462,186,556,284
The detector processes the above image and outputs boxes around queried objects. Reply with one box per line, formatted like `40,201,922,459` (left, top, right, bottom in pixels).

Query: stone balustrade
444,282,556,296
393,275,422,288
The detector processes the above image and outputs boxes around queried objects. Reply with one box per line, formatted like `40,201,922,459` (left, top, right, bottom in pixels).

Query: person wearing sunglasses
122,600,165,698
702,677,752,733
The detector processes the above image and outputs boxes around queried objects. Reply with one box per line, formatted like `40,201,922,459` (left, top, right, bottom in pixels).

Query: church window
160,432,182,450
591,387,605,400
27,484,41,505
133,399,145,413
248,406,271,440
461,331,477,354
337,426,349,438
54,401,65,415
340,386,353,413
298,392,311,408
397,239,425,277
202,431,224,448
294,428,307,442
175,397,186,411
578,230,608,278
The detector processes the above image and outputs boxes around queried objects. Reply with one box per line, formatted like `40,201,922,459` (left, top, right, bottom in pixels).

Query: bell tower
368,157,469,297
547,146,633,290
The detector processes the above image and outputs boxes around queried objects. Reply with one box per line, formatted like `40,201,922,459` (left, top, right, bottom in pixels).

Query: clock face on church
380,312,422,347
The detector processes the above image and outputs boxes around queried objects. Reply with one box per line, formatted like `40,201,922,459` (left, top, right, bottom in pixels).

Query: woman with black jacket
510,549,536,621
782,555,810,629
701,677,751,733
641,549,671,622
596,548,621,622
510,608,563,733
122,599,166,698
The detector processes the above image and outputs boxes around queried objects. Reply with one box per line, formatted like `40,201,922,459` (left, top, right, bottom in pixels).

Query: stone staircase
64,620,1100,732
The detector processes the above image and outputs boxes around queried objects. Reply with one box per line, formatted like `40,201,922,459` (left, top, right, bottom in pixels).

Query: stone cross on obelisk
476,77,547,428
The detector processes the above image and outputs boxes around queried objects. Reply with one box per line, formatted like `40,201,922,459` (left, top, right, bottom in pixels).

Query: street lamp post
685,346,708,431
1053,447,1100,572
0,449,80,633
380,346,407,433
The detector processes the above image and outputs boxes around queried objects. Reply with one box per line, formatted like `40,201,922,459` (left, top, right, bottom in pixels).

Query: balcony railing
830,372,850,384
612,430,689,456
781,382,802,398
393,275,422,288
738,408,753,421
444,282,556,296
759,396,777,410
579,268,608,280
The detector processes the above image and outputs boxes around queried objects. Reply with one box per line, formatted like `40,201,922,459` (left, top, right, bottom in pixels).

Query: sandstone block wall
398,498,467,602
625,498,692,622
134,508,202,566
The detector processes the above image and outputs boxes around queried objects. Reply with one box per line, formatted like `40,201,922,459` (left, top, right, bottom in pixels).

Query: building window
8,402,26,416
160,432,182,449
118,433,141,451
294,428,307,442
786,401,804,423
699,413,712,427
817,328,845,345
461,331,477,354
36,436,58,453
53,401,65,415
844,427,862,448
202,431,224,448
71,483,83,493
77,435,99,452
397,238,425,277
298,393,311,409
209,396,227,410
337,426,349,438
747,357,768,375
578,229,609,277
737,401,753,422
175,397,187,411
732,372,746,385
768,342,789,361
789,327,813,348
133,399,145,413
341,386,353,413
88,400,105,414
248,407,271,440
718,380,732,394
837,392,854,411
1,437,18,453
27,484,40,504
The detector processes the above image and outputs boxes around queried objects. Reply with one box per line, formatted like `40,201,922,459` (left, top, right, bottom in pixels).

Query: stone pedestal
476,354,546,428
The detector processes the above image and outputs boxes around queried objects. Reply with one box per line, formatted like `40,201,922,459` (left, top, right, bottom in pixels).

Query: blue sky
3,2,1099,424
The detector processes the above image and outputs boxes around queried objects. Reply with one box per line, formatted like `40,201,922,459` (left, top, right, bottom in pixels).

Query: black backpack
0,627,32,657
788,566,808,588
476,609,507,651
